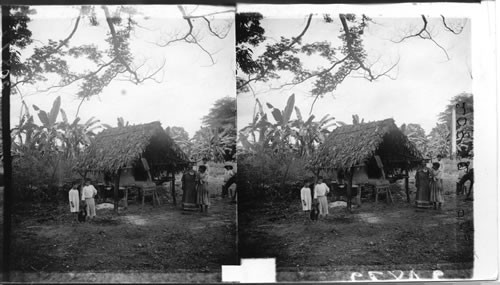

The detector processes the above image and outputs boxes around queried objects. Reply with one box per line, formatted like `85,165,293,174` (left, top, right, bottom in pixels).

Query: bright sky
237,8,472,135
10,5,235,137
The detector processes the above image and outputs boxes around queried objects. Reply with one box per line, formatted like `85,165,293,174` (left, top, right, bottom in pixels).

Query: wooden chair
375,183,393,203
140,158,161,206
141,185,161,206
373,155,393,204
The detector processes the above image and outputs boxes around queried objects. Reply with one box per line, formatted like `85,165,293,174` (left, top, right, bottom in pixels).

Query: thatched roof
310,118,422,171
77,121,189,173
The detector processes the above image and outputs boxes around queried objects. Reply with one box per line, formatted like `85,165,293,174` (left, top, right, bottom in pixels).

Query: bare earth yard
9,176,237,282
239,173,473,281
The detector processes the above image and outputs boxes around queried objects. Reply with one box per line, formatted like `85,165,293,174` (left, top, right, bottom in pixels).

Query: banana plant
291,110,336,157
102,116,129,129
57,109,100,159
191,127,236,162
29,96,63,155
239,93,336,157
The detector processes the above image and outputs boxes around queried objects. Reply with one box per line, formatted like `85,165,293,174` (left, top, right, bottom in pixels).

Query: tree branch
238,14,313,90
391,15,429,43
182,9,235,19
391,15,450,60
441,15,465,34
339,13,380,81
102,5,141,83
34,57,118,93
272,56,350,90
308,67,355,115
155,5,227,65
55,10,82,51
202,16,229,39
156,6,194,47
102,5,165,83
75,96,86,119
10,9,83,89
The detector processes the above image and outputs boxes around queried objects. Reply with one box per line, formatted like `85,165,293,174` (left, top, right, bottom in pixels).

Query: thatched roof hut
310,118,423,172
77,121,189,175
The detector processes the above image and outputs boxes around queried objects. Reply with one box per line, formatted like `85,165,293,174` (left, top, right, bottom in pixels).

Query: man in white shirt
314,176,330,218
82,180,98,221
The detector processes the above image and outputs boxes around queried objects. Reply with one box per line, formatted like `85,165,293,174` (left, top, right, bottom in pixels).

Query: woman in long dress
181,163,199,211
197,165,210,213
415,160,431,208
429,162,444,210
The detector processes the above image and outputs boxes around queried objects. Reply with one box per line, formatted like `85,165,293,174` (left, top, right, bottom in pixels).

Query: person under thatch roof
309,118,423,210
309,118,423,172
77,121,189,175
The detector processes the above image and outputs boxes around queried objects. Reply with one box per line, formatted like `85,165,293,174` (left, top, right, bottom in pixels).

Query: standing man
81,179,98,221
313,176,330,218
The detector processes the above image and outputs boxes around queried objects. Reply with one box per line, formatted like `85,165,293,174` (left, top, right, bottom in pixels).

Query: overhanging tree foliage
6,5,233,100
236,13,467,112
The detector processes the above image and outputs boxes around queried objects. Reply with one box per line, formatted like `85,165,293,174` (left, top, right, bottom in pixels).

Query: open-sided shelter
77,121,189,209
309,118,423,206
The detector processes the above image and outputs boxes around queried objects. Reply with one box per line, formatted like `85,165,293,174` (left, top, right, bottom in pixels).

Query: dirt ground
239,174,474,281
9,176,237,282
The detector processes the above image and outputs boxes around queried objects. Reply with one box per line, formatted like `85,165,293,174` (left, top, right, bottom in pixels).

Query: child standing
300,179,312,220
197,165,210,213
430,162,444,210
68,183,80,221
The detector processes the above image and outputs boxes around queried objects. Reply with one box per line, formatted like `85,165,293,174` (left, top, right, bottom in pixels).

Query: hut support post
171,172,176,206
404,169,410,203
345,169,353,212
124,187,128,209
114,169,121,213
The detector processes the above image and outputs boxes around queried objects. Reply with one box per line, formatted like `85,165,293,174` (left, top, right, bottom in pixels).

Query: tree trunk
171,171,176,206
405,169,410,203
451,107,456,159
114,169,121,213
2,21,13,279
124,187,128,209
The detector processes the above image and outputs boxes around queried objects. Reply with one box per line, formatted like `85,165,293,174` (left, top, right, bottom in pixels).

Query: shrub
238,152,310,203
12,152,79,204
